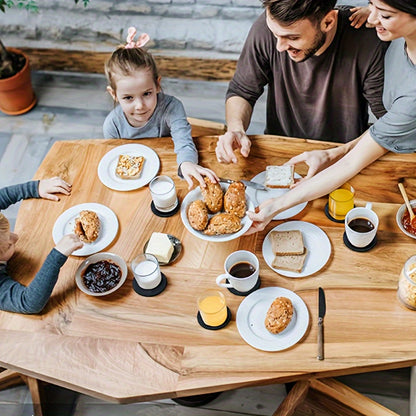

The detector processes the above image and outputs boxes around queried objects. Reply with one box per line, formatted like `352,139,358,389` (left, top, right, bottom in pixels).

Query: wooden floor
0,71,411,416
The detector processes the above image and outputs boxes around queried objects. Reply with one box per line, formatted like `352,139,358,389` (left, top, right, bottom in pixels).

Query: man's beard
299,30,327,62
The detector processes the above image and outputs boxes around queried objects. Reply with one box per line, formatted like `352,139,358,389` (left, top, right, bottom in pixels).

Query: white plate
236,287,309,351
262,221,331,278
97,143,160,191
52,203,119,256
246,171,307,220
180,183,254,242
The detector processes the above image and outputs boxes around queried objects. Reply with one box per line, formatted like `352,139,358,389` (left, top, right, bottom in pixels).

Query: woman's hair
381,0,416,16
104,46,159,93
0,213,10,255
262,0,337,25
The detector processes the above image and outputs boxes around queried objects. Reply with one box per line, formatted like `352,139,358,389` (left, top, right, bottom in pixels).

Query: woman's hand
38,177,72,201
245,199,278,235
180,162,219,189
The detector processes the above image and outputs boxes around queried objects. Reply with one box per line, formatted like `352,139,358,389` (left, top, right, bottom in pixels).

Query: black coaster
324,203,347,223
132,273,167,296
197,307,232,330
343,232,377,252
150,201,180,217
226,277,261,296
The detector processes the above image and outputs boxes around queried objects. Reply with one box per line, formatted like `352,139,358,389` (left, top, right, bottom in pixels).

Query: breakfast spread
264,165,294,188
115,154,145,179
224,181,246,218
74,210,100,243
82,260,121,293
270,230,307,273
145,232,174,263
264,296,294,334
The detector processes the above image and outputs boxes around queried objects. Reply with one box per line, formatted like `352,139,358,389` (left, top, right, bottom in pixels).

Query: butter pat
145,232,174,263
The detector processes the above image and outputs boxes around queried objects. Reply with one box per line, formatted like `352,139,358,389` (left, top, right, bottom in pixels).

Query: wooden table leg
20,375,46,416
272,380,310,416
0,368,25,390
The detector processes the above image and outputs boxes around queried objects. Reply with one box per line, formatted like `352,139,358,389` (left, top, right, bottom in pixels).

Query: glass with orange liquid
328,183,355,221
197,290,228,327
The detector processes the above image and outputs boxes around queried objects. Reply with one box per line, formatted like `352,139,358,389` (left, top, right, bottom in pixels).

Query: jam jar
398,255,416,310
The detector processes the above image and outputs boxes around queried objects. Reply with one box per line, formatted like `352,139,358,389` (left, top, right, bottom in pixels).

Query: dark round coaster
324,203,346,223
132,273,167,296
343,232,377,252
226,276,261,296
197,307,232,330
150,201,180,217
172,392,222,407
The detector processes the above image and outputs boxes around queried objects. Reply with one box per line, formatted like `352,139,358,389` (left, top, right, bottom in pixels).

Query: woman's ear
106,86,117,101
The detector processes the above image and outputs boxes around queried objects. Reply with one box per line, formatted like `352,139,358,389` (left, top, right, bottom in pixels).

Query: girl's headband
125,27,150,49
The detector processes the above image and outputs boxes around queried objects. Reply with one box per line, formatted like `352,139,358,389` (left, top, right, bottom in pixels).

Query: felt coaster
197,307,232,330
132,273,167,296
324,203,347,223
150,201,180,217
343,232,377,252
226,276,261,296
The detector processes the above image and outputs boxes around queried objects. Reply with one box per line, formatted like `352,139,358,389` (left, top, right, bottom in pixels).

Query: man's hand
215,131,251,164
38,177,72,201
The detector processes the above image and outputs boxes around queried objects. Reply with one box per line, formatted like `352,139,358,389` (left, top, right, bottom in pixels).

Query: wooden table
1,136,416,415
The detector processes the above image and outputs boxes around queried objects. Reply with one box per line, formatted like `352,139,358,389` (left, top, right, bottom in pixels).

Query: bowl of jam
75,252,128,296
396,200,416,239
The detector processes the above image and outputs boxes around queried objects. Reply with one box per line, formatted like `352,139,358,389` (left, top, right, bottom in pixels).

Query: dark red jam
82,260,121,293
402,209,416,236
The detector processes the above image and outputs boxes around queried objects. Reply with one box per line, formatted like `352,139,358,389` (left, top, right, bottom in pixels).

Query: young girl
0,177,83,314
103,27,218,189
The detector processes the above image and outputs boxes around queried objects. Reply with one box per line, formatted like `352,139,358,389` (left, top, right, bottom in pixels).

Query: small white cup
149,175,178,212
216,250,259,293
131,253,162,290
345,202,379,248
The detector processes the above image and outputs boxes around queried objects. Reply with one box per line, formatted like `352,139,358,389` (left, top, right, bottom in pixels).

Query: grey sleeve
0,181,39,210
0,248,67,314
103,111,122,139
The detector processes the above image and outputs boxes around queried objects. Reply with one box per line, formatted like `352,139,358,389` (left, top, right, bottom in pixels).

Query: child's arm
349,6,371,29
0,234,82,314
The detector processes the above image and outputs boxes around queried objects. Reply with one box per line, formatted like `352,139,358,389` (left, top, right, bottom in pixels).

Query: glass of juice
197,290,228,327
328,183,355,221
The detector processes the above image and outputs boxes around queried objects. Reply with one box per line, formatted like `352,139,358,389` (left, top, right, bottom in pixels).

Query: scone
224,181,246,218
74,210,100,243
200,177,223,213
187,200,209,231
204,212,242,236
115,154,145,179
264,297,293,334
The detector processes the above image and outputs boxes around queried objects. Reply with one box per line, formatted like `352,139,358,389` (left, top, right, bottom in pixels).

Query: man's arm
225,96,253,133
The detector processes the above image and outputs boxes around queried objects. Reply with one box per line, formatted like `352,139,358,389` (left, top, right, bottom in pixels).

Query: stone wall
1,0,366,59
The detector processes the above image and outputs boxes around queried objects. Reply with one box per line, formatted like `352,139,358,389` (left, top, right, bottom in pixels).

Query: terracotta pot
0,48,37,115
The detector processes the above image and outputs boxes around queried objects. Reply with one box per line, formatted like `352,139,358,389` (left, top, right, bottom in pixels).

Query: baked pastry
224,181,246,218
272,249,308,273
264,297,294,334
265,165,294,188
270,230,304,256
74,210,100,243
187,200,209,231
115,154,145,179
204,212,242,236
200,177,223,213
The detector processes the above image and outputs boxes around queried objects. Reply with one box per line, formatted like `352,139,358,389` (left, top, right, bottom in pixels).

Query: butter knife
317,287,326,361
219,177,268,191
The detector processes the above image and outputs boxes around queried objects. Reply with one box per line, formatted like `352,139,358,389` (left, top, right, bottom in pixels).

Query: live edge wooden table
1,136,416,416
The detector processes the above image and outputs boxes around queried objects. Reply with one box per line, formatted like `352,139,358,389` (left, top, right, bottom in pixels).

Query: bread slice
270,230,304,256
272,249,308,273
115,154,145,179
265,165,294,188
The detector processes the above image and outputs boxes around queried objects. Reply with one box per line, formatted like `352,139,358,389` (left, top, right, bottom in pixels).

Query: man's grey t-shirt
227,9,387,143
103,93,198,165
370,38,416,153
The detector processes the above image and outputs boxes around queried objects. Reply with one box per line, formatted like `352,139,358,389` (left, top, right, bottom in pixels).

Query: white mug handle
216,274,232,288
365,202,373,210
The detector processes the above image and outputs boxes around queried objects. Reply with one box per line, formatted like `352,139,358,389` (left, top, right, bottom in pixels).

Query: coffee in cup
345,202,378,248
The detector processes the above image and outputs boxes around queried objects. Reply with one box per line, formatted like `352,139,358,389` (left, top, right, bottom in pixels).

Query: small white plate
246,171,307,220
97,143,160,191
52,203,119,256
180,183,254,242
236,287,309,351
143,234,182,266
262,221,331,278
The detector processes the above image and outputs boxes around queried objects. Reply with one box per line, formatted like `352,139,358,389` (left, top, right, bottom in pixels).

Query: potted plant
0,0,89,115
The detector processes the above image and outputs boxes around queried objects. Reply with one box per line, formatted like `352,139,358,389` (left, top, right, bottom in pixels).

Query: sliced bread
264,165,294,188
270,230,304,256
272,249,308,273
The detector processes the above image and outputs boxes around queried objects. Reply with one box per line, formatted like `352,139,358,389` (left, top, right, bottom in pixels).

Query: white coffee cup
345,202,379,248
216,250,259,293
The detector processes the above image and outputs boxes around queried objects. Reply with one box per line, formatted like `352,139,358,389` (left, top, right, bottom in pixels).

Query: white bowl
396,200,416,240
75,252,128,296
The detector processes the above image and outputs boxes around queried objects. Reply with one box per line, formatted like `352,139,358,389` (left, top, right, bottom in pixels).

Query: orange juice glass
198,290,227,327
328,183,355,220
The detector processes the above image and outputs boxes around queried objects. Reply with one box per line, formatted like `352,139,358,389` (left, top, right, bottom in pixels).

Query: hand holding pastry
55,234,83,256
38,177,72,201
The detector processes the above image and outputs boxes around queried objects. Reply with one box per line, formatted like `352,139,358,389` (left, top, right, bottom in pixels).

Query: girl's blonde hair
0,213,10,255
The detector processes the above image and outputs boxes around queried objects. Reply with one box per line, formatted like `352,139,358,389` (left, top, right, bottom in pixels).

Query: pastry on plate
204,212,242,236
115,154,145,179
74,210,100,243
264,296,294,334
200,177,223,213
187,200,209,231
224,181,246,218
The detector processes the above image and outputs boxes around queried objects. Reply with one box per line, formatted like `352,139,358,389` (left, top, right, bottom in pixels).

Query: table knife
219,177,268,191
317,287,326,361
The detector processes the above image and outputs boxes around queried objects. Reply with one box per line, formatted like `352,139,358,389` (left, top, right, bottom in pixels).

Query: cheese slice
145,232,174,263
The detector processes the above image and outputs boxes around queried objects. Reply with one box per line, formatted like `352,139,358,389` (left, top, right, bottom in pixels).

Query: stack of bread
270,230,307,273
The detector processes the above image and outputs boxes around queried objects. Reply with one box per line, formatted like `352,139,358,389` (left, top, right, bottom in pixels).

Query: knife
219,177,268,191
317,287,326,361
